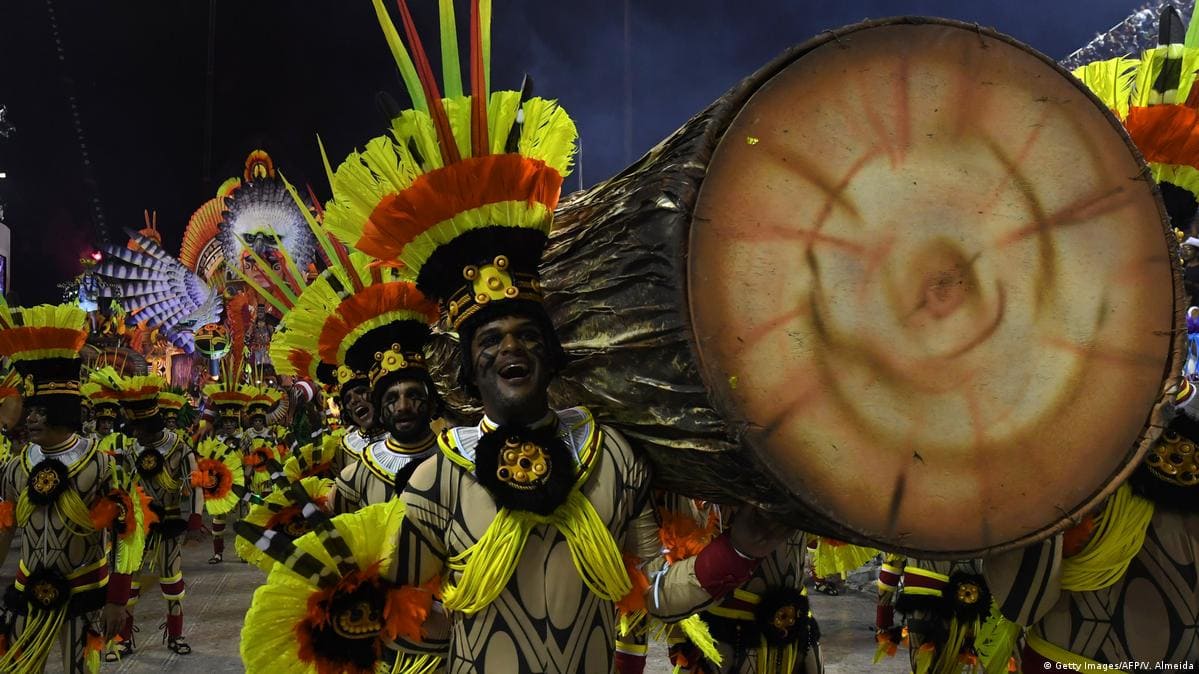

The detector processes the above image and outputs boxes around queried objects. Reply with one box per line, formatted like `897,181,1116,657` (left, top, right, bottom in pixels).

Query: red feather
396,0,461,165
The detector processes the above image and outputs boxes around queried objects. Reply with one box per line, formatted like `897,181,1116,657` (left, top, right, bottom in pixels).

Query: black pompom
473,423,576,516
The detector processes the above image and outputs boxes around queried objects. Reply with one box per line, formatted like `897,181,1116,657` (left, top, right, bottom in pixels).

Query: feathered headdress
1074,6,1199,494
157,389,188,417
115,374,167,421
239,187,438,397
203,361,253,421
0,300,89,428
322,0,576,335
0,367,26,402
245,385,284,418
219,150,318,303
181,177,241,282
1073,6,1199,229
81,366,125,420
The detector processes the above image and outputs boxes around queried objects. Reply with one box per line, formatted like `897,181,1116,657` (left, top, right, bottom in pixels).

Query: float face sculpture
542,18,1183,557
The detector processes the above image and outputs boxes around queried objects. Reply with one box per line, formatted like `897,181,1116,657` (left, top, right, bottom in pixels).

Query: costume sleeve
877,554,906,629
983,536,1063,626
0,457,17,567
604,429,759,622
332,462,363,515
389,454,451,655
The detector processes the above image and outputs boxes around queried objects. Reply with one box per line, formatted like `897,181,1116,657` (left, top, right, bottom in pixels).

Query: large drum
539,17,1184,557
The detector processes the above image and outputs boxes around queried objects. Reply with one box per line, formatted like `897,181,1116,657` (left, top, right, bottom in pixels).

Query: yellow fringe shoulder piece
392,653,443,674
1060,482,1154,592
442,488,629,616
1072,57,1138,118
755,641,799,674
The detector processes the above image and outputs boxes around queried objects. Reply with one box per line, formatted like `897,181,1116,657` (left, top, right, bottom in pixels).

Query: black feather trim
415,226,547,303
473,424,575,516
134,447,165,480
1129,462,1199,513
943,572,992,623
753,588,813,650
343,320,432,376
894,592,945,617
22,569,70,612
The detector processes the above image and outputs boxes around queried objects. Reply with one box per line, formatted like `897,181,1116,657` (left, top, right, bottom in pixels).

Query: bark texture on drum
431,17,1185,557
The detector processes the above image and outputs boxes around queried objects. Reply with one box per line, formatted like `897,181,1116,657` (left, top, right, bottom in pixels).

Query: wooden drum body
538,19,1181,557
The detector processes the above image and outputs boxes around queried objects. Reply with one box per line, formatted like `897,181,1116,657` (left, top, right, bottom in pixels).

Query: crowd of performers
0,1,1197,673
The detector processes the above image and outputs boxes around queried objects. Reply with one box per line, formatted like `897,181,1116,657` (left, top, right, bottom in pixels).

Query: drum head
688,18,1182,555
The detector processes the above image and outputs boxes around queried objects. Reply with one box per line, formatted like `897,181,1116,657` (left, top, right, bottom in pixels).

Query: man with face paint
156,390,188,432
201,377,251,564
0,302,141,674
83,379,121,442
241,386,286,495
331,308,442,514
102,374,202,658
331,368,385,473
319,6,792,670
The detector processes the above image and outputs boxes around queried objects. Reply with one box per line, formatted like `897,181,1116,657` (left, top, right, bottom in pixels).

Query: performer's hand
101,603,126,642
728,507,791,559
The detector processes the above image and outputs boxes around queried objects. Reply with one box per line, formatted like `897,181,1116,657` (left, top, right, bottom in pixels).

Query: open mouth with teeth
499,362,531,380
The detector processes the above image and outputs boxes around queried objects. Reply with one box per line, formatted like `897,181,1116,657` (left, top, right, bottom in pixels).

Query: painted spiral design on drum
689,22,1179,552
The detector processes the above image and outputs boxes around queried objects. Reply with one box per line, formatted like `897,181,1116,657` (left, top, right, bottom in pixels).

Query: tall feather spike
438,0,463,99
470,0,489,157
479,0,491,95
370,0,427,112
395,0,461,165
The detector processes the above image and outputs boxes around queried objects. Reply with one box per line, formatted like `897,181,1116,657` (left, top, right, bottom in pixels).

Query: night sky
0,0,1170,303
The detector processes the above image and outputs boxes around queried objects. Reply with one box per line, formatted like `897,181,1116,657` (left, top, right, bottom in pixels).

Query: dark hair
28,396,81,432
456,300,567,400
127,412,165,437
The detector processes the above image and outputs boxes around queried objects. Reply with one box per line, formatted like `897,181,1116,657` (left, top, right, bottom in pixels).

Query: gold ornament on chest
139,451,161,473
1147,430,1199,487
496,437,551,490
31,580,60,607
31,467,61,495
770,604,798,638
955,581,981,605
